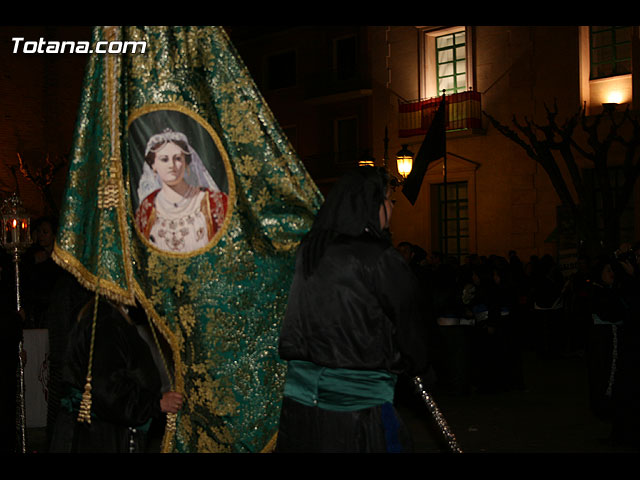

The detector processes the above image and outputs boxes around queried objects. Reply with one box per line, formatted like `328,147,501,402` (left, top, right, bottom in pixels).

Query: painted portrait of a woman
134,127,228,254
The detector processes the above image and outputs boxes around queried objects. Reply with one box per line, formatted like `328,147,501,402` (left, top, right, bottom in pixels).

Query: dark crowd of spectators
395,241,640,449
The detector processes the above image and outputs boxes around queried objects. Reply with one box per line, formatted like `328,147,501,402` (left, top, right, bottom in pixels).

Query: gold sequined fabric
53,26,322,452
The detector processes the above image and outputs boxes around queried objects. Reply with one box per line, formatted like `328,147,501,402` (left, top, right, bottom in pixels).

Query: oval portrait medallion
127,104,234,256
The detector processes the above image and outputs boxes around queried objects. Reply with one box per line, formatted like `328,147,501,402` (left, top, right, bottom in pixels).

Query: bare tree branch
483,101,640,252
485,110,577,212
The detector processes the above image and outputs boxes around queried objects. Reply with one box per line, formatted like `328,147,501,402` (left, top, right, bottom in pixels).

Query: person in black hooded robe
275,167,429,453
49,297,183,453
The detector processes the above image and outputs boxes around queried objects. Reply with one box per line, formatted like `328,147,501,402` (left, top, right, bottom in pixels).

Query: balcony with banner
398,90,483,138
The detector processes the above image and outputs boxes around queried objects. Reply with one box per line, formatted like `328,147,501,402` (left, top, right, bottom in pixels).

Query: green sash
284,360,397,411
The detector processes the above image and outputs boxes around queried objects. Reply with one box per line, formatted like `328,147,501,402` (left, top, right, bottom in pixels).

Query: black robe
276,232,429,452
279,233,428,374
49,299,164,453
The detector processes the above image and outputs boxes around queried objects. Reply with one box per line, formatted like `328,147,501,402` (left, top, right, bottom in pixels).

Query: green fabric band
283,360,397,412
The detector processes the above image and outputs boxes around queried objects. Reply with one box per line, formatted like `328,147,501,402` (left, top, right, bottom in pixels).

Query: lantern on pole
1,192,32,310
0,192,32,454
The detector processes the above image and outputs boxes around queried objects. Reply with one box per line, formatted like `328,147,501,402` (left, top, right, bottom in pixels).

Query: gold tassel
77,292,100,425
77,377,93,424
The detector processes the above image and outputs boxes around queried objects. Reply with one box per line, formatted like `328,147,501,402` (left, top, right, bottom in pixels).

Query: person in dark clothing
49,297,183,453
430,257,469,396
275,167,429,453
586,257,629,421
396,241,414,264
465,262,492,390
563,255,592,355
21,217,65,329
531,254,566,358
484,256,521,392
44,271,93,447
607,244,640,448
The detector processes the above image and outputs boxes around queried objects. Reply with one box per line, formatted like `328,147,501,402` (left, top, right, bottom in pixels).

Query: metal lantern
396,144,414,178
1,193,32,310
2,193,31,250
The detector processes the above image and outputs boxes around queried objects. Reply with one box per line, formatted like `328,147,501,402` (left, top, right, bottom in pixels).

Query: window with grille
433,181,469,261
436,31,467,94
584,166,635,244
590,26,632,80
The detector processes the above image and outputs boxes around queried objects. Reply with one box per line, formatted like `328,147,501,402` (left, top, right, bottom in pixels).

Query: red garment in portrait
135,188,228,249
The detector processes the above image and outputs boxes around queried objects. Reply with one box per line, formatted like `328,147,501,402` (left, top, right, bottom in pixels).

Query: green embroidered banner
53,26,322,452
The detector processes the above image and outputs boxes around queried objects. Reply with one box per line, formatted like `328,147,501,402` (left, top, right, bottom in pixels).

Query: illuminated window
420,27,473,99
590,26,632,79
436,31,467,94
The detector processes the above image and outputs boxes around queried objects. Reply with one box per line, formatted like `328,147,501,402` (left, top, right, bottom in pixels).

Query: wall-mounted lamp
606,90,623,105
396,144,414,179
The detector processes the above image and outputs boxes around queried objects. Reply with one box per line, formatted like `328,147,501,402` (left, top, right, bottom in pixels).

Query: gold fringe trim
52,243,136,306
260,432,278,453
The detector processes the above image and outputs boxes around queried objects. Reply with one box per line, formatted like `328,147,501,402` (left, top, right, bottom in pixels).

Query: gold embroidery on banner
216,81,264,146
97,161,120,210
132,281,182,386
234,154,261,178
56,27,312,453
132,282,183,453
58,26,137,306
105,27,137,307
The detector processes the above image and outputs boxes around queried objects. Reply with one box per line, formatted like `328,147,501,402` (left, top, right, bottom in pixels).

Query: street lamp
396,144,414,179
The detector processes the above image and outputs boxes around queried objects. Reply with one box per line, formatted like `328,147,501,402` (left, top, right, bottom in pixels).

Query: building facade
226,26,640,263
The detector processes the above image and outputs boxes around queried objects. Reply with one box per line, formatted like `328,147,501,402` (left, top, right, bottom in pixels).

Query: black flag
402,96,446,205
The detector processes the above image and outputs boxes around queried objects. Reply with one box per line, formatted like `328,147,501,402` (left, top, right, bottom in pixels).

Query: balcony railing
398,90,482,138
